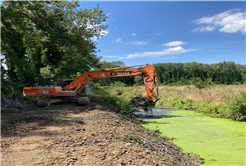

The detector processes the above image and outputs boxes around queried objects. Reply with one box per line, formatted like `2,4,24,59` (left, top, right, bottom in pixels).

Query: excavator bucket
129,97,154,111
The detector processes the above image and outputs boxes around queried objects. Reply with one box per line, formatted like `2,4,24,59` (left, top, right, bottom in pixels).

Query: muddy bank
1,98,197,166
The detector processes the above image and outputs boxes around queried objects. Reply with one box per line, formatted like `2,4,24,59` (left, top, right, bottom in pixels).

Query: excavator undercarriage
36,96,90,107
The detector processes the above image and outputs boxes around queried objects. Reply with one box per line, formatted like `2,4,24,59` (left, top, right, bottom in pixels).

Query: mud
131,108,177,118
1,97,197,166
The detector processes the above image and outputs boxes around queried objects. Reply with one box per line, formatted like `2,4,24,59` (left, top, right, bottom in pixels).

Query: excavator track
78,97,90,106
37,97,90,107
37,99,51,107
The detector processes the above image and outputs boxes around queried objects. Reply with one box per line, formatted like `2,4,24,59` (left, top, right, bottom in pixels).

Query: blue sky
79,1,245,66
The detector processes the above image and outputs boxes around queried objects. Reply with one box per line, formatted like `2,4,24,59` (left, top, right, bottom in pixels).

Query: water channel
132,108,246,165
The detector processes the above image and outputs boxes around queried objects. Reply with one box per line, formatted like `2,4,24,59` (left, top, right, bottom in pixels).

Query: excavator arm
63,64,159,103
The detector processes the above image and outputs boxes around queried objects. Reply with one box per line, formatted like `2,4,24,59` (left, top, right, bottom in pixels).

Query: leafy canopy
1,1,108,94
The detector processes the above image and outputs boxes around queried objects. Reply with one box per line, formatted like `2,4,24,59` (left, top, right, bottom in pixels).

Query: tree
134,76,144,85
152,61,245,86
95,61,125,70
1,1,108,93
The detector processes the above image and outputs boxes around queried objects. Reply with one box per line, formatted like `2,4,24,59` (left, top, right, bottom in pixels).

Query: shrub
191,77,206,89
197,103,219,114
91,82,101,90
136,92,142,98
116,89,124,95
227,92,246,121
110,81,126,87
182,99,193,110
91,87,131,112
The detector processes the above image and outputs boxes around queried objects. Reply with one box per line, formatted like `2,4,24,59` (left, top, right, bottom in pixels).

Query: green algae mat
139,109,246,165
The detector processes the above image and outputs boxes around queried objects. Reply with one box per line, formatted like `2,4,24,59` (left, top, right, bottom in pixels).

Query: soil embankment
1,97,197,166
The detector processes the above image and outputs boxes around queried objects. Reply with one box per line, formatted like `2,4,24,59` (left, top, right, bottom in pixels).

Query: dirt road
1,97,197,166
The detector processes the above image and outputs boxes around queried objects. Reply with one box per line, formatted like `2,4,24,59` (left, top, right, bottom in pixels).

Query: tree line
154,61,246,85
93,61,246,87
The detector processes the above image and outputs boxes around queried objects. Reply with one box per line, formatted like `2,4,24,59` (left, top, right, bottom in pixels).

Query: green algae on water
139,109,246,166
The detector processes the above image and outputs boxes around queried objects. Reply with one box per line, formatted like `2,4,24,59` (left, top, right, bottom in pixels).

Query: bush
110,81,126,87
168,78,191,86
116,89,124,95
197,103,219,114
227,92,246,121
191,77,206,89
91,82,101,90
195,93,246,121
136,92,142,98
182,99,193,110
134,76,144,86
91,86,131,112
164,97,193,110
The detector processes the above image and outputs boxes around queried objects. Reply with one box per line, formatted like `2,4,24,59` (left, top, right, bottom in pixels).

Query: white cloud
192,25,215,32
165,46,187,53
131,33,136,36
120,46,196,59
130,41,147,45
192,9,246,34
114,38,122,43
153,31,164,36
105,56,117,58
162,41,187,47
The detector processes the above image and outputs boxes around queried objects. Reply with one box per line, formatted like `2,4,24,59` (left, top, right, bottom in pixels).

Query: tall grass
108,85,246,121
90,84,131,112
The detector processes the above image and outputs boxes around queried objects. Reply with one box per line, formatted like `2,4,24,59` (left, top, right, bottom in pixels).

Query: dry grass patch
158,85,246,105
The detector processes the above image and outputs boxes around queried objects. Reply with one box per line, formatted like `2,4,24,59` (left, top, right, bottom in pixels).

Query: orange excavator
23,64,159,109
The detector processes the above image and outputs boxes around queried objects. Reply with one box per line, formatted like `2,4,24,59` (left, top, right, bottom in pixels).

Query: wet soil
1,97,197,166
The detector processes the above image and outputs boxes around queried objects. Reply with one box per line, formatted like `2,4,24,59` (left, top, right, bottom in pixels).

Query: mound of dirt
1,97,197,166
